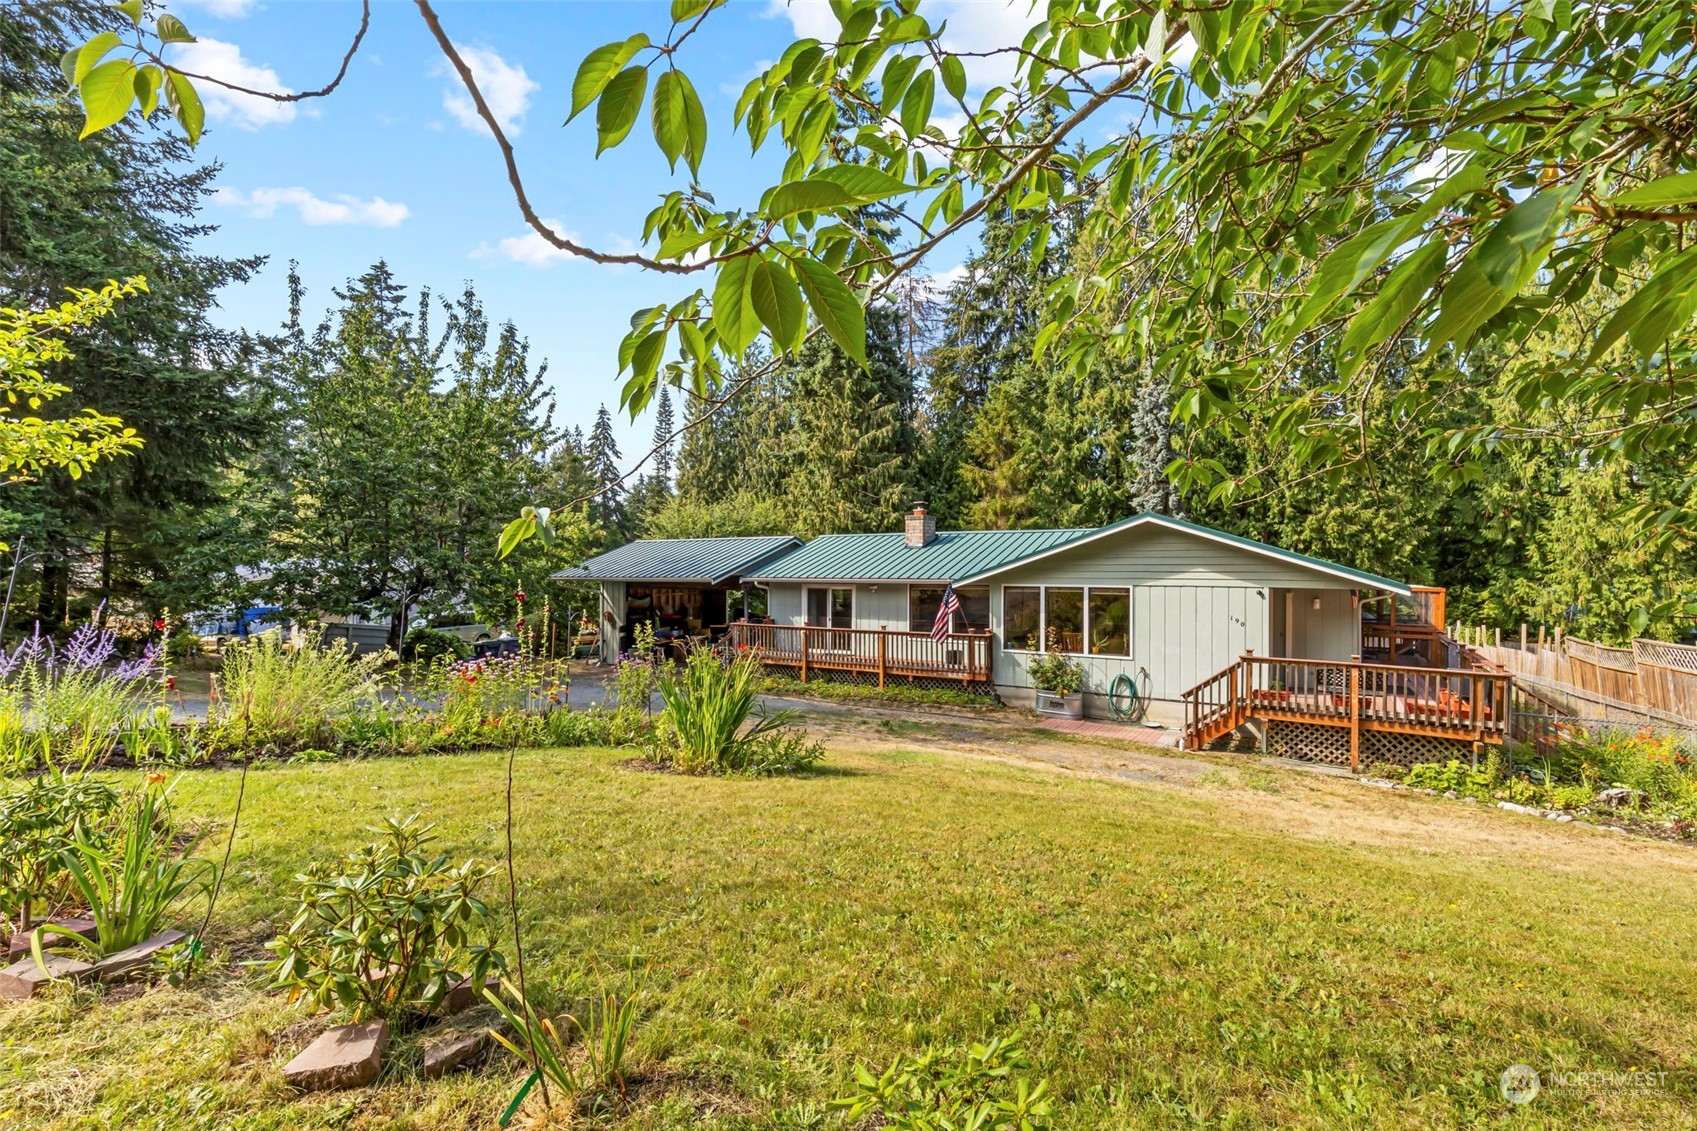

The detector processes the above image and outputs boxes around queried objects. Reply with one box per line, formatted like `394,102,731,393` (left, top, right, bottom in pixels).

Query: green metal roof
555,536,800,585
954,512,1412,593
746,528,1087,583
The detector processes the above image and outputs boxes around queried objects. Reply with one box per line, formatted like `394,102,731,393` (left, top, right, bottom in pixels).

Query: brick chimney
904,503,937,548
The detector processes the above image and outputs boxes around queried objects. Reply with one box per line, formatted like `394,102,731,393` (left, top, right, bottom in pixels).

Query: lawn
3,737,1694,1130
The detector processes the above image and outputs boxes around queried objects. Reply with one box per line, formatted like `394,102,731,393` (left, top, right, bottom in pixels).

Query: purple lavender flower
62,619,119,672
113,642,160,682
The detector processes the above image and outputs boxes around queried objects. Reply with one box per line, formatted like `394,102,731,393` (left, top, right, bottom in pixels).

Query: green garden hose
1109,670,1150,723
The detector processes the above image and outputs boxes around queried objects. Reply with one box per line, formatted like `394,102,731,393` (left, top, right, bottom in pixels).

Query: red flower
164,676,176,690
514,590,527,604
153,619,166,631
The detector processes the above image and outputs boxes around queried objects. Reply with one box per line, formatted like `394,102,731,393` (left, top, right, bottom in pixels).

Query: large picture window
1045,588,1084,653
1003,586,1041,649
1002,585,1135,656
1089,589,1131,656
909,586,990,633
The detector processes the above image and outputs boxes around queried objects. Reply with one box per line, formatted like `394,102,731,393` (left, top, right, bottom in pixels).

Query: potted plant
1253,678,1291,705
1028,629,1086,720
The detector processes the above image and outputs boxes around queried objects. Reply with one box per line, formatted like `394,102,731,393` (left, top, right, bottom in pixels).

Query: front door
806,586,853,649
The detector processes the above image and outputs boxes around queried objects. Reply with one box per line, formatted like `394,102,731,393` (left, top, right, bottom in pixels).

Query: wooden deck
1182,652,1511,769
726,623,992,686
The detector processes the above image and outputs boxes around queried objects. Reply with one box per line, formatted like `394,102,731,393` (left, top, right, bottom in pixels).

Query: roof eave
954,513,1412,594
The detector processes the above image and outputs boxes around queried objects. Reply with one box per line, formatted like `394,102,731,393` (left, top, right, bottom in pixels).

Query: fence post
1520,623,1528,651
800,627,810,683
1348,661,1361,773
877,631,887,689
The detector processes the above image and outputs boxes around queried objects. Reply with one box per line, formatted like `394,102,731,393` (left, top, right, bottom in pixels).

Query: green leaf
1612,172,1697,210
497,515,535,560
1426,183,1582,355
59,48,79,89
595,66,648,156
1338,241,1446,372
676,69,707,178
793,258,866,369
899,69,934,137
1286,162,1485,341
651,69,687,172
749,257,806,352
671,0,713,21
811,163,915,201
155,14,196,44
883,12,931,44
115,0,142,25
878,54,920,115
766,179,856,218
78,59,137,139
712,254,762,356
1587,245,1697,365
1144,10,1169,65
133,64,163,117
568,35,649,123
165,68,204,145
657,227,718,261
939,54,966,100
631,327,667,381
75,31,121,85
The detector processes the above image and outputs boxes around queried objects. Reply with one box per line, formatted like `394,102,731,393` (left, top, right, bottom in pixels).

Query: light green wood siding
990,525,1369,588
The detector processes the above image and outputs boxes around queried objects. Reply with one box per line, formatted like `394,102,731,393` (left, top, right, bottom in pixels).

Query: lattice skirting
760,661,995,697
1263,722,1481,769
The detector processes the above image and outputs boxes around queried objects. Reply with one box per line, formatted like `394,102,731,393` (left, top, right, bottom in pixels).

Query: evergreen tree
1,0,266,627
585,404,629,542
784,304,918,536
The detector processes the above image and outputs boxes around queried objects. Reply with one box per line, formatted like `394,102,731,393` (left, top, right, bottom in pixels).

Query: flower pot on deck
1034,690,1084,719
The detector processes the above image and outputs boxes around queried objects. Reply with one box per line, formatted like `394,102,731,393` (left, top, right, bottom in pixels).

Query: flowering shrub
0,619,161,771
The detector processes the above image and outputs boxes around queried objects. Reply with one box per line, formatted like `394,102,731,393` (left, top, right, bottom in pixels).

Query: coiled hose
1108,669,1151,723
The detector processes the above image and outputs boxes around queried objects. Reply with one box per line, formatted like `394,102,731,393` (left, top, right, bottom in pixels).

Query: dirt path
784,696,1697,877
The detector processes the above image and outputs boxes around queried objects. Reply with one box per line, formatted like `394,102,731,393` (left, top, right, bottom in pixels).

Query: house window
1003,586,1041,649
1089,588,1131,656
1045,588,1084,653
805,586,853,629
909,585,990,632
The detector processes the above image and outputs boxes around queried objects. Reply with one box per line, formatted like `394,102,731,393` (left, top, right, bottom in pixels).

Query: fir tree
585,404,628,542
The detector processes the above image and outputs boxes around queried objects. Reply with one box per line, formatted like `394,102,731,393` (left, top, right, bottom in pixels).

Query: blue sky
171,0,1043,465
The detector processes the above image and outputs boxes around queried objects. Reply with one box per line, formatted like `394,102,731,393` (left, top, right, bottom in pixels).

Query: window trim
906,583,990,634
803,585,855,630
1000,583,1135,657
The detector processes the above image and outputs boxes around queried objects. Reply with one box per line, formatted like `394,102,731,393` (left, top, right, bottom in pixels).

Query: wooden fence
1453,623,1697,725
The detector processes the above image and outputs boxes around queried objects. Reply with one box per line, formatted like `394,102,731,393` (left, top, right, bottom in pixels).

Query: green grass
4,743,1695,1129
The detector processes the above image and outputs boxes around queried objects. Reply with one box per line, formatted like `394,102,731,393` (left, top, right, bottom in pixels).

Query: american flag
931,585,961,643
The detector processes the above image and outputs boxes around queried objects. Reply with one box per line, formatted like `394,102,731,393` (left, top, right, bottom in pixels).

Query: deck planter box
1034,690,1084,719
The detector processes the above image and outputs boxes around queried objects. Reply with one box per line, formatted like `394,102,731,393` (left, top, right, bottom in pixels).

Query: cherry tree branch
152,1,371,102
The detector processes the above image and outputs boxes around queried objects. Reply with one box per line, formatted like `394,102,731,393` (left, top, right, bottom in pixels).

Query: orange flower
146,771,166,785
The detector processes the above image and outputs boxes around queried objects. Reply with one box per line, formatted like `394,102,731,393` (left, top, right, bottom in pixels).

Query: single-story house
560,509,1422,727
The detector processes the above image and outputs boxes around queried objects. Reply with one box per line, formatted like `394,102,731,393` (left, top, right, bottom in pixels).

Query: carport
553,535,801,663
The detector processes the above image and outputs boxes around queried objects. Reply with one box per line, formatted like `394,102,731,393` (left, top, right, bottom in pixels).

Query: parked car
189,605,290,648
429,622,494,645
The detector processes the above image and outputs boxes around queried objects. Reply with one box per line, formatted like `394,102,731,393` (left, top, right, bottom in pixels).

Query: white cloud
471,219,582,266
168,38,295,129
1406,146,1466,189
213,187,410,227
442,45,539,136
766,0,1044,91
177,0,257,17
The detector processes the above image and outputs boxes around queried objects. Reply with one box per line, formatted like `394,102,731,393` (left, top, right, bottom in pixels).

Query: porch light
1312,597,1323,611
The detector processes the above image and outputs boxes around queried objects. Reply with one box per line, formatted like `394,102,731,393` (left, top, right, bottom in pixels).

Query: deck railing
726,623,992,686
1182,652,1512,766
